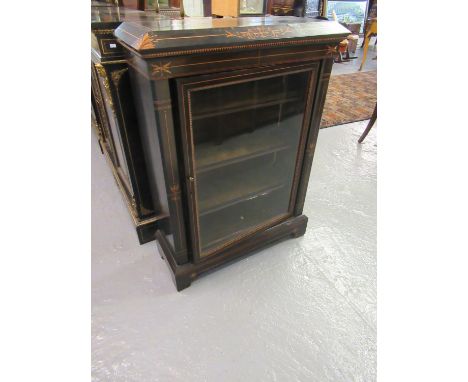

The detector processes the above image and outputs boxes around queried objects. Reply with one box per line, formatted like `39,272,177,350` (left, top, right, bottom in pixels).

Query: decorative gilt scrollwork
138,34,156,50
94,63,106,77
93,29,115,35
225,25,293,40
95,63,113,107
111,68,128,87
272,5,293,14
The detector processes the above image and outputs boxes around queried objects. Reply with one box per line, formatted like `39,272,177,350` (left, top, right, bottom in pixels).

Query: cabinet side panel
151,80,189,263
129,54,189,262
128,66,168,217
110,65,156,218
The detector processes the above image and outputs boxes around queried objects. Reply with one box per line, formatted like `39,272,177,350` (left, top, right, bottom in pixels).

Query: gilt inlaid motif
225,25,294,40
152,62,172,77
169,184,181,201
326,45,339,56
95,63,113,107
138,34,156,50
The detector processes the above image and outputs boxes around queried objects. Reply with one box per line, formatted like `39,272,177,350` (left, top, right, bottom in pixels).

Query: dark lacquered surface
115,16,350,54
137,15,328,31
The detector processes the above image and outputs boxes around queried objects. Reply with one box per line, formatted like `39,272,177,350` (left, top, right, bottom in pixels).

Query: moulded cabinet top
114,16,350,57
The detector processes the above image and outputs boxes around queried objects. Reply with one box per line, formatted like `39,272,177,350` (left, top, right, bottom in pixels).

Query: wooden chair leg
359,31,372,71
358,105,377,143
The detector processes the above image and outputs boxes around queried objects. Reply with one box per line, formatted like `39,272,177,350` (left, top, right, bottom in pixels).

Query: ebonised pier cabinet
91,4,172,243
114,16,349,290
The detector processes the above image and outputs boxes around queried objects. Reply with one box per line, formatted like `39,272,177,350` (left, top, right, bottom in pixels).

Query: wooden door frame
175,62,320,262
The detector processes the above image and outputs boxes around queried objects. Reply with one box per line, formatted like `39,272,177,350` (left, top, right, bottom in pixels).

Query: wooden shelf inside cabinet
197,161,290,217
200,186,290,252
195,125,294,174
191,95,302,121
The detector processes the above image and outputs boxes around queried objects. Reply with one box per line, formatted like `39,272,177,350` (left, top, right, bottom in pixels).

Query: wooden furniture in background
361,0,377,46
92,1,119,6
212,0,240,17
118,0,145,10
115,16,349,290
212,0,268,17
91,4,171,243
268,0,294,16
203,0,212,16
321,0,327,16
340,23,360,60
330,10,358,63
210,0,310,17
358,104,377,143
359,17,377,71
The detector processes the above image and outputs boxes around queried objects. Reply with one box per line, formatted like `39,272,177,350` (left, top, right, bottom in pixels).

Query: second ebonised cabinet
115,16,349,290
91,4,172,243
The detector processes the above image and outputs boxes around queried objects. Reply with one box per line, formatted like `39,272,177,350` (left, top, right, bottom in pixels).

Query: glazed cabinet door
176,63,319,261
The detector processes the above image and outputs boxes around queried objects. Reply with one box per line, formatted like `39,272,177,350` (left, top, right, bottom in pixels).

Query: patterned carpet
320,71,377,128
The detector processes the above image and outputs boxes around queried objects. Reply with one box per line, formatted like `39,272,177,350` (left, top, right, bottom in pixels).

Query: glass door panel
186,69,314,258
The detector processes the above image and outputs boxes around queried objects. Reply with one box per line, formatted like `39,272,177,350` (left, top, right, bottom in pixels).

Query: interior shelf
186,70,311,257
197,160,291,217
199,186,290,253
191,94,302,121
195,124,294,174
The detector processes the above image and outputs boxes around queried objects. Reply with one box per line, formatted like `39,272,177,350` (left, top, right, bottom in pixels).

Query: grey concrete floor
92,120,377,381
